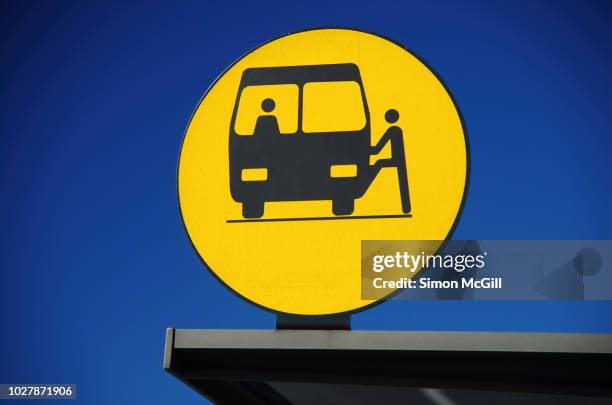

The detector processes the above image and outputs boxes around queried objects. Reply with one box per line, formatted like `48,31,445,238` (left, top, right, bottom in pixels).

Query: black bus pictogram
228,63,411,221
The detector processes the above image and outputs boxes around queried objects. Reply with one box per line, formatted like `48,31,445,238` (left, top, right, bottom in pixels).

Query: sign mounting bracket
275,313,351,330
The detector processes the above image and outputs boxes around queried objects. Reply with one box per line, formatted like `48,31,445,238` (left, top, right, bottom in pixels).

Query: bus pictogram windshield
234,81,366,135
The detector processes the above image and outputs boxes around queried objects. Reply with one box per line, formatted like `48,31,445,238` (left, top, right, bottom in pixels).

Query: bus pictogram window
302,81,366,133
234,84,298,135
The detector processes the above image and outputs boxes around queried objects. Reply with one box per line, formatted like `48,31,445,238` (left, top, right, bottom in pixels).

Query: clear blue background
1,0,611,403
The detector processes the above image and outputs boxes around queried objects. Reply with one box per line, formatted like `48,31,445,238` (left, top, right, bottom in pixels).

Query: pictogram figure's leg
390,131,411,214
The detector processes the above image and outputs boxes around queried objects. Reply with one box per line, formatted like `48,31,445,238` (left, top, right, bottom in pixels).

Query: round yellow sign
178,28,468,315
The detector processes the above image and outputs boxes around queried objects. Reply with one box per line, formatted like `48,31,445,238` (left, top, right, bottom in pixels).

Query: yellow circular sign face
178,28,468,315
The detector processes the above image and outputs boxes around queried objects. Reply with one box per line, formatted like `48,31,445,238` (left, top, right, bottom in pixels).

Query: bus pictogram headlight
330,164,357,178
241,168,268,181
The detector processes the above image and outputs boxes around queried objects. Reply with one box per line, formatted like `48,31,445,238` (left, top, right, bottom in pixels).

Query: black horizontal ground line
226,214,412,223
